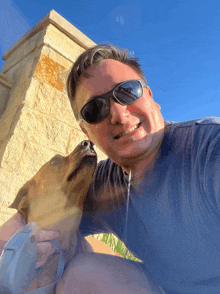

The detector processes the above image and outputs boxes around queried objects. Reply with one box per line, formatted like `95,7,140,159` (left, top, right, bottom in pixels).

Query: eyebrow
87,81,123,103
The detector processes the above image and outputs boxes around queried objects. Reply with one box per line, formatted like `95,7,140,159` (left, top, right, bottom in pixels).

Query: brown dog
10,140,97,231
9,140,98,291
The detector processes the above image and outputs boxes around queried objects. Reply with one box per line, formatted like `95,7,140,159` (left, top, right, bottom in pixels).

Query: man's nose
109,97,130,125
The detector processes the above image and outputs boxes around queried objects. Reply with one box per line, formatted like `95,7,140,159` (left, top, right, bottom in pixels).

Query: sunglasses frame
79,79,147,124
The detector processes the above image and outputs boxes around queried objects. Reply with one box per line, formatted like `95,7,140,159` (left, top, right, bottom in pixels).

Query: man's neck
122,131,165,184
124,149,160,183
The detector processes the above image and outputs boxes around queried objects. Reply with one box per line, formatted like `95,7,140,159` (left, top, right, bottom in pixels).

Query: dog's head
9,140,97,232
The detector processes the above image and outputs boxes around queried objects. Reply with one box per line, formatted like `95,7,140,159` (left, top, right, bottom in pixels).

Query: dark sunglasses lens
116,80,143,104
82,98,109,124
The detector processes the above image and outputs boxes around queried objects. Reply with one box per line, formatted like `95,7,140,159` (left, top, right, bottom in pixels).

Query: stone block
1,135,61,177
48,47,73,69
1,28,46,74
0,79,32,141
16,141,63,177
0,72,13,87
0,73,13,116
41,45,50,57
34,54,68,92
15,106,75,154
24,79,79,129
3,59,25,85
1,134,25,172
0,167,29,225
47,10,96,49
4,49,41,86
43,24,85,63
0,86,10,116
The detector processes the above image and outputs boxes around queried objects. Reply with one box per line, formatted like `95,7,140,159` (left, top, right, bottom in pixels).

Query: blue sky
1,0,220,122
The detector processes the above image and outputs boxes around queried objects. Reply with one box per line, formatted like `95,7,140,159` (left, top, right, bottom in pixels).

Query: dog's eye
50,155,63,165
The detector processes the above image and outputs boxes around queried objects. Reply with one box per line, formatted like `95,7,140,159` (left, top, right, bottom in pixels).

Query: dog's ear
9,180,33,220
9,180,31,209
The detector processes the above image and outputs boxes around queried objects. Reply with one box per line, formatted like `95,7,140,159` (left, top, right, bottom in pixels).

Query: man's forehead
77,60,129,92
85,59,133,77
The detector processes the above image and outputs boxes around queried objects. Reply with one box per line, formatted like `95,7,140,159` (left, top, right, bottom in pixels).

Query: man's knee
56,253,106,293
55,252,156,294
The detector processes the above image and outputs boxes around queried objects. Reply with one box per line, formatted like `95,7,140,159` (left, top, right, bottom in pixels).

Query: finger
37,230,59,242
36,260,46,269
37,242,56,260
36,242,56,268
28,222,59,242
29,222,40,235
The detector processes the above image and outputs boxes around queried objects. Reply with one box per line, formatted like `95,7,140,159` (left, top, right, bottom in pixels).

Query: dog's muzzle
80,140,96,154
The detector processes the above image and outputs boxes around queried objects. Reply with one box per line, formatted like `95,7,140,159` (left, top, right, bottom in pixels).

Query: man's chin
108,136,153,164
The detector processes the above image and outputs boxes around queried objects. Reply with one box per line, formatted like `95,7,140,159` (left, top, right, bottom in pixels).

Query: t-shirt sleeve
203,125,220,210
79,211,111,236
79,159,111,236
79,160,109,236
79,158,127,236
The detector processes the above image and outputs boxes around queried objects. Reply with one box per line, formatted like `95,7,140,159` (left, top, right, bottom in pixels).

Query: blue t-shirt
79,117,220,294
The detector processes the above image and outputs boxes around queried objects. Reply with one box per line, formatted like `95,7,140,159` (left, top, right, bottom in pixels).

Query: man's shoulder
96,157,118,172
163,116,220,159
165,116,220,128
96,157,123,182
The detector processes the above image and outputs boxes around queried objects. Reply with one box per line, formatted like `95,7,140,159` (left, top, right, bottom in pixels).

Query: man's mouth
114,123,141,140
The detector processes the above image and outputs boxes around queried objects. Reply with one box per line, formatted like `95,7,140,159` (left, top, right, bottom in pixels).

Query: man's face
74,59,165,168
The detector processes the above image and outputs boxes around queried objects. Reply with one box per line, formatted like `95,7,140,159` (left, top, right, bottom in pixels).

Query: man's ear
147,86,153,97
146,86,161,110
156,103,161,110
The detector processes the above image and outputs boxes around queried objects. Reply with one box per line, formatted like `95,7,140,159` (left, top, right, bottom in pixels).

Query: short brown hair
67,44,147,120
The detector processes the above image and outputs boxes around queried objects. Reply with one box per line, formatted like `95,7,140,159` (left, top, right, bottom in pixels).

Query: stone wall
0,10,107,226
0,72,13,116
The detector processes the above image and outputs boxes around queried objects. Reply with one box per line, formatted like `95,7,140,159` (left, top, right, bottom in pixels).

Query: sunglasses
79,79,147,124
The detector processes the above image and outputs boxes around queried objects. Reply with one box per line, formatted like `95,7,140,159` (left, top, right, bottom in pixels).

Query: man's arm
0,212,59,269
0,212,26,254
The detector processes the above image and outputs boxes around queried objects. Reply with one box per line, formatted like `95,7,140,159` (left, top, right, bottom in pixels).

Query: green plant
89,233,142,262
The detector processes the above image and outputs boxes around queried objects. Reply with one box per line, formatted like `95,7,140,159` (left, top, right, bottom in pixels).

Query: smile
114,123,141,140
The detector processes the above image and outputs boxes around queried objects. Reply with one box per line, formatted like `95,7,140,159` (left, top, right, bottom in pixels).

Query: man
1,44,220,294
56,44,167,293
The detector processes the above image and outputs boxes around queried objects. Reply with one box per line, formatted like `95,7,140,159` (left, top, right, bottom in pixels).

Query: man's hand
0,212,26,253
0,213,59,268
31,224,59,268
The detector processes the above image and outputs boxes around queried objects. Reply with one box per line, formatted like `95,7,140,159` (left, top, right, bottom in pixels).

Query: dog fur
9,140,97,292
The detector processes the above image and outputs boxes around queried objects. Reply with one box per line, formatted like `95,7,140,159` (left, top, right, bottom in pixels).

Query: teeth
115,123,140,140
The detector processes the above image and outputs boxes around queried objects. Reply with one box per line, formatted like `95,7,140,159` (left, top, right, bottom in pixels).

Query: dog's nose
80,140,94,150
